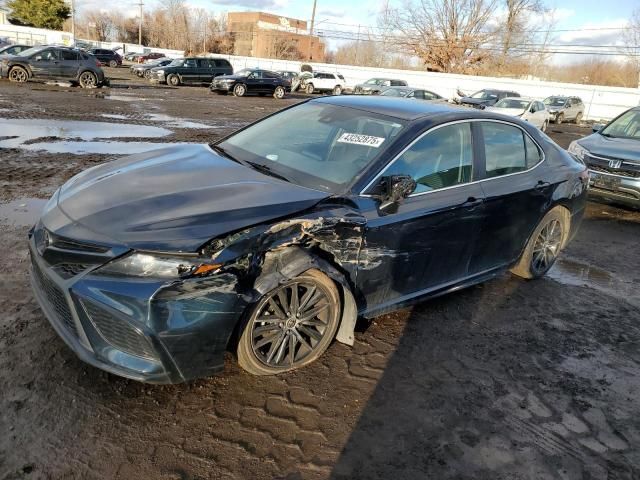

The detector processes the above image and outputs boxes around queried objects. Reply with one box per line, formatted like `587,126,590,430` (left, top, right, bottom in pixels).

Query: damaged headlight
98,252,221,279
568,141,588,161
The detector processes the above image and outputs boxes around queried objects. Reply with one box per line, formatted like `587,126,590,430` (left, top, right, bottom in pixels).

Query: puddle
19,141,189,155
101,114,129,120
145,113,218,129
0,198,47,227
548,257,639,307
0,118,172,154
105,94,148,102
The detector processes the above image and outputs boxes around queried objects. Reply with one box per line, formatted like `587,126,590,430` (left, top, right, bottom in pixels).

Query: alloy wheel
273,86,285,99
79,71,97,88
234,84,246,97
531,219,562,275
109,60,118,68
333,85,342,95
250,279,336,368
9,67,27,83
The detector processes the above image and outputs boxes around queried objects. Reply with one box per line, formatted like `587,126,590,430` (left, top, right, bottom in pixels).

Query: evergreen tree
7,0,71,30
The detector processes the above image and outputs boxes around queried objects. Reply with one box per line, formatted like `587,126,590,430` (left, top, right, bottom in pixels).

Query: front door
179,59,199,84
470,121,554,274
357,121,486,312
246,71,265,92
30,48,60,78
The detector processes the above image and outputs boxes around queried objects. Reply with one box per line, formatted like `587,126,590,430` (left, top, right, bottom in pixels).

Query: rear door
197,59,214,83
469,120,551,274
59,49,80,79
29,48,60,78
261,71,280,92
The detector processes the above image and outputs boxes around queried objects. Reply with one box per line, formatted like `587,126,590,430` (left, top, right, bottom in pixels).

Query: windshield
365,78,383,85
470,90,497,100
381,88,412,97
218,102,406,192
544,96,567,107
601,109,640,140
19,46,45,57
495,99,530,110
236,68,253,76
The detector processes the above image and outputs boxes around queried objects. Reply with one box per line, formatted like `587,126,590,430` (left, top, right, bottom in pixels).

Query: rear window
482,122,538,177
60,50,78,61
214,59,231,67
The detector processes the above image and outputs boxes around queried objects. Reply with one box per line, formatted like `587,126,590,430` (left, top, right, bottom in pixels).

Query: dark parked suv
0,45,106,87
150,57,233,86
210,68,289,98
88,48,122,68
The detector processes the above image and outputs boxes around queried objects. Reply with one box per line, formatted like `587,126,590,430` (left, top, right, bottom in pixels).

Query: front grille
82,300,156,360
585,154,640,178
589,165,639,178
31,256,77,337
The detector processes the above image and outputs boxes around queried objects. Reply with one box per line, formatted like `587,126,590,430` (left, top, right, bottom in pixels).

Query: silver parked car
543,96,584,124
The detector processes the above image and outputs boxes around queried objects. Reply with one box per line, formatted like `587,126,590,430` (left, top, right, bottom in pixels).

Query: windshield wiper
211,145,244,165
246,161,291,183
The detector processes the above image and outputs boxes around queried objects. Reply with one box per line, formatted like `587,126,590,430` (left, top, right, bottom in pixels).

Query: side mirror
378,175,417,212
592,123,604,133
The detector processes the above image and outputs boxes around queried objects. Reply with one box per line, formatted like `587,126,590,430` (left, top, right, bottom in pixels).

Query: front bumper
28,230,247,383
210,81,233,91
588,169,640,208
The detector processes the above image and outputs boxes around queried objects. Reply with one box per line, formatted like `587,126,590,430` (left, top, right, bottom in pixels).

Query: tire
541,120,548,132
8,66,28,83
273,85,285,99
108,60,118,68
78,71,98,88
237,269,341,375
510,207,570,279
556,113,564,125
305,83,315,94
167,74,180,87
332,85,342,95
575,112,583,124
143,69,152,79
233,83,246,97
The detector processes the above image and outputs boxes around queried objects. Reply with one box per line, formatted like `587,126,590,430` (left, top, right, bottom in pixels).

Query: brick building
227,11,325,61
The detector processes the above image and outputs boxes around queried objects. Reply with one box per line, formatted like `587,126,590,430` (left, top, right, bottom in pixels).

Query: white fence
0,24,70,46
218,55,640,122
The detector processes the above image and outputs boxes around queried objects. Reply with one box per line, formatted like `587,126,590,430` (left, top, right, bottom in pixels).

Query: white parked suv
305,72,346,95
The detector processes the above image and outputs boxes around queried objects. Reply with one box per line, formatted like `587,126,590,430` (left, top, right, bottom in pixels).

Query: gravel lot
1,68,639,480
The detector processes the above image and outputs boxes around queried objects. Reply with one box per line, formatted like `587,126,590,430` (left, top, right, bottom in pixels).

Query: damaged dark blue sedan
29,96,589,382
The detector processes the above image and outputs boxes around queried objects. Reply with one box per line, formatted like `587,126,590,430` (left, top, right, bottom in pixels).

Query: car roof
501,96,534,101
312,95,465,121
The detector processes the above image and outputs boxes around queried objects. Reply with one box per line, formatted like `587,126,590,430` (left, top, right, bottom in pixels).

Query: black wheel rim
531,219,562,275
251,280,334,368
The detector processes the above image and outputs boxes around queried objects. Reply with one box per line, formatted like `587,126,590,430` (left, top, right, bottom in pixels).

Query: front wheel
305,83,315,94
108,60,118,68
78,71,97,88
167,74,180,86
332,85,342,95
575,112,583,124
8,66,28,83
233,83,246,97
541,120,548,132
556,113,564,124
237,269,341,375
510,207,569,279
273,85,285,99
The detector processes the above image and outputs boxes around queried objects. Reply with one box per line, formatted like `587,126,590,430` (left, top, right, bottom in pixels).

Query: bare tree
500,0,544,63
386,0,497,73
624,8,640,86
82,11,114,41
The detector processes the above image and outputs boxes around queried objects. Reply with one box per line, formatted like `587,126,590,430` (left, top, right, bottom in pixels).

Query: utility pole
137,0,143,46
355,24,361,64
70,0,75,40
308,0,317,60
203,13,207,54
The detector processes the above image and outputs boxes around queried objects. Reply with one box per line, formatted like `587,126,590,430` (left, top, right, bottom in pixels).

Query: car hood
485,107,525,117
460,97,493,106
579,133,640,162
52,145,330,252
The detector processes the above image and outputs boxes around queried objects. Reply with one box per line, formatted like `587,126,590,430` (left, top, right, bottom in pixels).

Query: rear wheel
273,85,286,99
575,112,583,124
556,113,564,124
233,83,246,97
510,207,570,279
305,83,315,94
108,60,118,68
332,85,342,95
167,74,180,86
237,269,341,375
8,66,28,83
78,71,97,88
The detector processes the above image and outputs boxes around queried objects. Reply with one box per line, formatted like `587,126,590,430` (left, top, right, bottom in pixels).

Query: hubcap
81,73,95,86
251,280,333,368
531,219,562,274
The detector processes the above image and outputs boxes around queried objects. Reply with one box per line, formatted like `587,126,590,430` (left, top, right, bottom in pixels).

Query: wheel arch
9,63,31,78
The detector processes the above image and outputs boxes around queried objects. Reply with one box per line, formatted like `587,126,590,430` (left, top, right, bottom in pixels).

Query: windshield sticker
337,133,385,148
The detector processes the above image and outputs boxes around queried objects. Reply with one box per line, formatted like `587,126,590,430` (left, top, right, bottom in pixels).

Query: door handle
535,181,551,191
463,196,483,208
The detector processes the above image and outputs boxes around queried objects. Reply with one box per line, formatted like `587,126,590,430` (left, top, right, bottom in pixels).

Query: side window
61,50,78,61
198,59,210,68
537,101,545,111
383,123,473,194
263,71,278,79
412,90,425,99
423,91,437,100
524,135,543,169
183,59,197,68
34,49,57,61
482,122,529,178
338,74,345,81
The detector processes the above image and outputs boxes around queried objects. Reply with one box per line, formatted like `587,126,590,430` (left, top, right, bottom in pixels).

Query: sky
73,0,638,61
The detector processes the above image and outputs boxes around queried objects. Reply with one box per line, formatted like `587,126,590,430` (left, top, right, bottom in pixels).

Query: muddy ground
1,69,639,480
